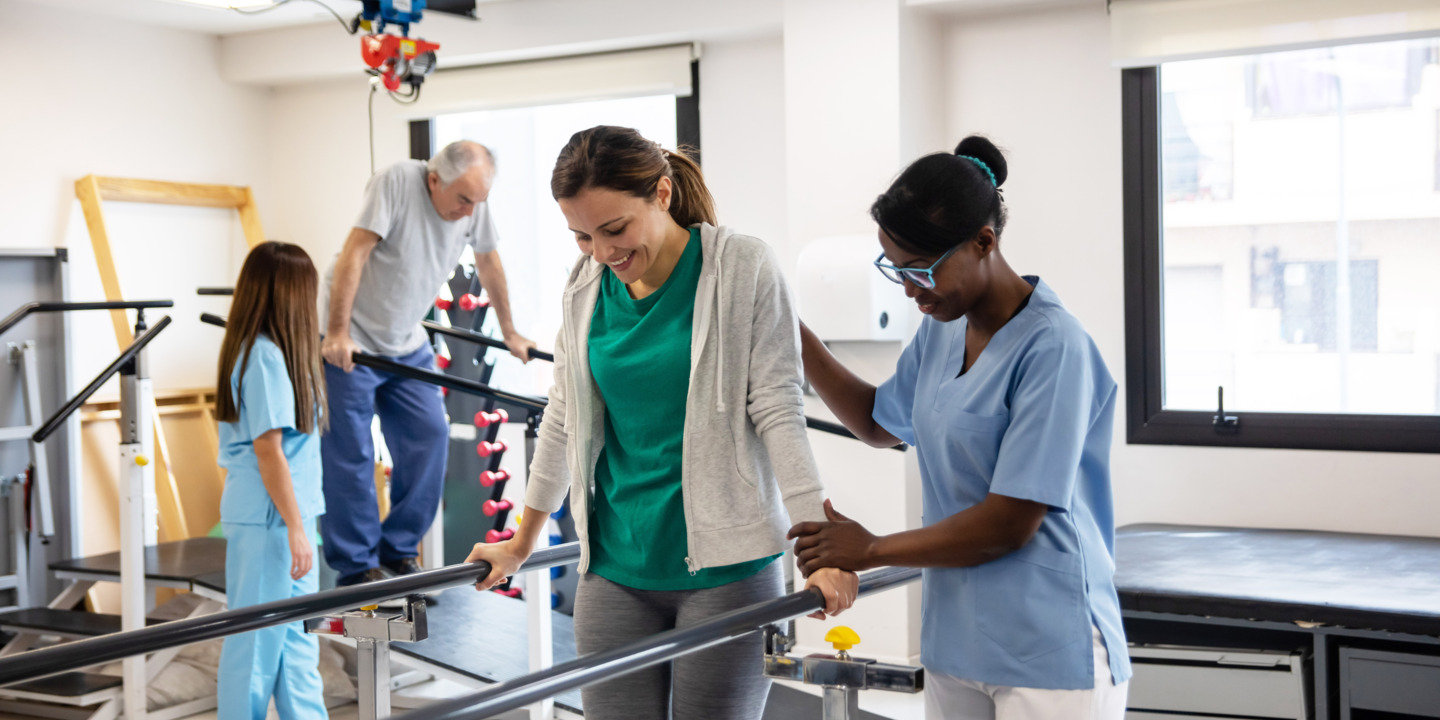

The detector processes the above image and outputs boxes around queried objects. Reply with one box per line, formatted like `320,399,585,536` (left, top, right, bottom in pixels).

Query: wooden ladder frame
74,176,266,542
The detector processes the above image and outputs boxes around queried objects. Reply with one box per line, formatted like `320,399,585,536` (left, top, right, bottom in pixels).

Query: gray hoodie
523,223,826,575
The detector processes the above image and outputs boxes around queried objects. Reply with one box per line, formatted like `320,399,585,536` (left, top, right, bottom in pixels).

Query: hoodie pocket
688,416,762,532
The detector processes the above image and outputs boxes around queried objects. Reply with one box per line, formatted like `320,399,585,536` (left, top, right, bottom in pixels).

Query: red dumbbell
493,586,522,598
435,297,452,311
473,408,509,428
384,466,392,478
483,499,513,517
458,294,488,311
436,355,452,370
442,387,449,397
487,528,515,543
480,469,511,487
476,440,509,458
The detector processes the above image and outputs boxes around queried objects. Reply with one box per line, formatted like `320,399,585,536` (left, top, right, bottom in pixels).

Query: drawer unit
1127,645,1307,720
1340,647,1440,719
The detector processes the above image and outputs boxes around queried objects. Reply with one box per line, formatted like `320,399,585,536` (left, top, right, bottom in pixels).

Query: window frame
1121,66,1440,454
408,59,703,165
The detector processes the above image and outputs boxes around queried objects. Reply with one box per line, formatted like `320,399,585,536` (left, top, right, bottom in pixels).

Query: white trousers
924,627,1129,720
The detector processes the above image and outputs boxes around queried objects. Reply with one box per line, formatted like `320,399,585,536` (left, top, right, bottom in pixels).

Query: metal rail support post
118,313,158,720
762,624,924,720
307,595,428,720
521,413,552,720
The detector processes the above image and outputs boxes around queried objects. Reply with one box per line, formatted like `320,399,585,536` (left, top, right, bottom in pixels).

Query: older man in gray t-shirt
319,140,535,589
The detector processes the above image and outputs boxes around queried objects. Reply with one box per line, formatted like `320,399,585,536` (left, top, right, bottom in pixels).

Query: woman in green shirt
467,126,857,720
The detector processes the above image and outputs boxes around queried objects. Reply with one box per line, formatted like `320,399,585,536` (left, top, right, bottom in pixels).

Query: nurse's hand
466,540,532,591
287,524,313,580
788,500,879,576
803,568,859,619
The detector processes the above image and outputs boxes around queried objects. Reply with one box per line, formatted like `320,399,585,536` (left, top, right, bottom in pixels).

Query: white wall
0,0,273,390
943,4,1440,537
699,34,790,261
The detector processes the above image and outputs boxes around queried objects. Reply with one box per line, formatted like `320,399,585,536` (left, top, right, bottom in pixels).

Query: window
1123,36,1440,452
428,93,685,396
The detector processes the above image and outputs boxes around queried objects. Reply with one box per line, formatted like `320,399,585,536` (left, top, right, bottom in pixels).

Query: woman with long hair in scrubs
787,136,1132,720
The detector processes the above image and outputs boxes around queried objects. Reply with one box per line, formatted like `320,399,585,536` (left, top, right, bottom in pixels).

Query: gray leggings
573,562,784,720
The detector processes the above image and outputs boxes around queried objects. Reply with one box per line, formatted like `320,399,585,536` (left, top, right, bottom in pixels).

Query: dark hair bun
953,135,1007,188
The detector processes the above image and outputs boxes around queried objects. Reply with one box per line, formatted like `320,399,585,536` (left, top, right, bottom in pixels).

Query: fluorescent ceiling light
161,0,277,9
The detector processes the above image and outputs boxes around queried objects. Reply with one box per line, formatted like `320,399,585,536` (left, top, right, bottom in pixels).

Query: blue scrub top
218,335,325,525
873,277,1131,690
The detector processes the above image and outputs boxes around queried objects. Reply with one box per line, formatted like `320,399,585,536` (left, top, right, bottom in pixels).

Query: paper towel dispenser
796,234,912,342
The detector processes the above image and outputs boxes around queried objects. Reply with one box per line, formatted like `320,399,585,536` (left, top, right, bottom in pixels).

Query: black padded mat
49,538,227,584
0,609,164,636
1115,524,1440,636
8,671,120,697
193,570,226,594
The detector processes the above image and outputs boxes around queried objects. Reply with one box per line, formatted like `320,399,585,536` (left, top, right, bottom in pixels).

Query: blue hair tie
957,154,996,187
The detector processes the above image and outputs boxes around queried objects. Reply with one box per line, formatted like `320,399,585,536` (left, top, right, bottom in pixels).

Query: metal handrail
422,320,555,363
401,565,923,720
422,320,902,451
351,354,548,413
806,416,907,452
0,542,581,686
32,316,173,443
198,313,549,413
0,300,173,339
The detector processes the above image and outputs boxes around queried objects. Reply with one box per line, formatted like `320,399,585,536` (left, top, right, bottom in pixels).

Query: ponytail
662,146,716,227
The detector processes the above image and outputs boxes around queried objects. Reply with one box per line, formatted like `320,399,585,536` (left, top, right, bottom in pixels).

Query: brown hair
215,241,327,434
550,125,716,227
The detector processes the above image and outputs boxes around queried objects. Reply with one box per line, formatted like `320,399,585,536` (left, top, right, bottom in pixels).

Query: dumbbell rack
432,263,514,555
429,262,580,613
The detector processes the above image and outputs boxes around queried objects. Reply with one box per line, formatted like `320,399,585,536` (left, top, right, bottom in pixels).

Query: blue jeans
218,516,327,720
320,343,448,579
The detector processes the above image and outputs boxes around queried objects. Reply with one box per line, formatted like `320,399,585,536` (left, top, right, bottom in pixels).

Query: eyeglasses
873,244,962,290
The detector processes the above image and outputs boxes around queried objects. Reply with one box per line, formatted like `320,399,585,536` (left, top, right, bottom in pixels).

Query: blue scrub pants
218,517,327,720
320,343,449,580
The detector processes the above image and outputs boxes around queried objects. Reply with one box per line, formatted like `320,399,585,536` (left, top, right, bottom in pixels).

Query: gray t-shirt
321,160,499,356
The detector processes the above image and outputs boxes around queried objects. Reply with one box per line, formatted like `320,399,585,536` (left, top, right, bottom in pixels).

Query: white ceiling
17,0,391,36
20,0,1096,37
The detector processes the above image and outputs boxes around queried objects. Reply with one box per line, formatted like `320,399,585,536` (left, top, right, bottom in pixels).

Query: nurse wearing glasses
789,136,1131,720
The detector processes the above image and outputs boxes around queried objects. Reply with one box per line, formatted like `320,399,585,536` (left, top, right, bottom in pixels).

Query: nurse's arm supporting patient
788,496,1045,576
797,321,901,448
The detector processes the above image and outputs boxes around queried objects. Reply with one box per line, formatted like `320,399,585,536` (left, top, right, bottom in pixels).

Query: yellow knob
135,455,150,467
361,604,378,612
825,626,861,653
516,514,523,525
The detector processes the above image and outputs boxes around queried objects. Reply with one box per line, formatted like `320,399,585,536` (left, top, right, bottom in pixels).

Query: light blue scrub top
873,277,1131,690
217,335,325,525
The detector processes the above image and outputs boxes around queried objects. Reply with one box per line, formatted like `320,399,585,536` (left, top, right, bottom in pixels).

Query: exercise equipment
763,625,923,719
0,300,174,611
478,469,509,487
1116,524,1440,720
474,440,507,458
0,305,192,720
472,409,507,428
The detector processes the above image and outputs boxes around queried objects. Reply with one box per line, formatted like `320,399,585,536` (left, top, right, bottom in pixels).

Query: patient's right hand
466,540,531,591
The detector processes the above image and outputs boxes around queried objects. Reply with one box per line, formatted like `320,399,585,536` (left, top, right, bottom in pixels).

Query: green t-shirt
586,228,777,590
